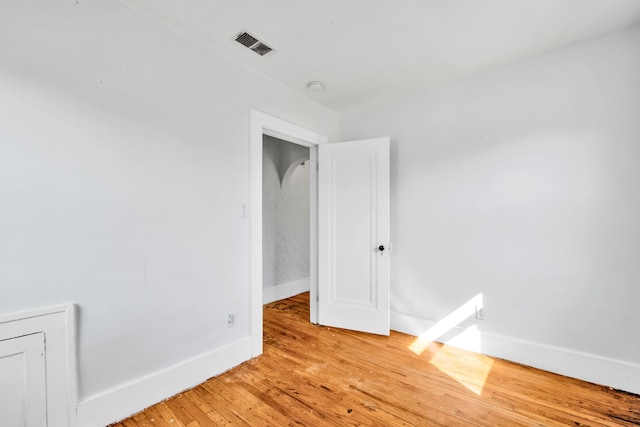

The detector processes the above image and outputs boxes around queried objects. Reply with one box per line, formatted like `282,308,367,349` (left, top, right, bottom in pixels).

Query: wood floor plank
141,405,174,427
155,402,187,427
242,355,414,426
130,412,155,427
113,293,640,426
183,387,240,426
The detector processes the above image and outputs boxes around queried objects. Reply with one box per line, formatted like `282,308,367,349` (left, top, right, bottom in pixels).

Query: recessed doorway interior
262,135,311,306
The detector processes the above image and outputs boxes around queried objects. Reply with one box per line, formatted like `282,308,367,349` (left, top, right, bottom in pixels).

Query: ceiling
122,0,640,112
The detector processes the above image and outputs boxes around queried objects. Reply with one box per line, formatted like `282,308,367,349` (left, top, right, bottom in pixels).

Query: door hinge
316,162,319,171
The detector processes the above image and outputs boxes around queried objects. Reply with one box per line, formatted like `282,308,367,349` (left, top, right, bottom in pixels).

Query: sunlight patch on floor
430,345,495,396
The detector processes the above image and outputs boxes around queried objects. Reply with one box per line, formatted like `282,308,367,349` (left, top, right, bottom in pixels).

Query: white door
318,137,390,335
0,333,47,427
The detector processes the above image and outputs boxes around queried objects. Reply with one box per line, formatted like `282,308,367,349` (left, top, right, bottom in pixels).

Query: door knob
378,245,385,252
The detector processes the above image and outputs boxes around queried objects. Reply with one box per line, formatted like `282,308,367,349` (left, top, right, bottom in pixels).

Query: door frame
249,110,328,356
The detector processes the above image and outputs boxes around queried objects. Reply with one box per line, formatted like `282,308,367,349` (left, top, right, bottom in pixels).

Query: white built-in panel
0,305,76,427
0,333,47,427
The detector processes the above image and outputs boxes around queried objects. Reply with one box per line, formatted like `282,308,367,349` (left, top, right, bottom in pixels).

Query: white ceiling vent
234,31,275,57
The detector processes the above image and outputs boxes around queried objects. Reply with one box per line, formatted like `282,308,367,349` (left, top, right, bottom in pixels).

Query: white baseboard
391,311,640,395
76,337,252,427
263,278,310,304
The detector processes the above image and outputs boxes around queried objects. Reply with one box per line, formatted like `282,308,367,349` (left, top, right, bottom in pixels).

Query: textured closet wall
262,136,310,290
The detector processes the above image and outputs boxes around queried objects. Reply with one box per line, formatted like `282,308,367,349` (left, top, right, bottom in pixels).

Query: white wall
0,1,337,424
340,24,640,393
262,137,310,296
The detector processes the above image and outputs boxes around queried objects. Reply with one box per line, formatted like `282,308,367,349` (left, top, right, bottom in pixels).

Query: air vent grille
251,42,273,56
234,31,275,57
235,32,259,48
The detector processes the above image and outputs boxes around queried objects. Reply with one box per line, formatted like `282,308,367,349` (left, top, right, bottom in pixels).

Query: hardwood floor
114,293,640,426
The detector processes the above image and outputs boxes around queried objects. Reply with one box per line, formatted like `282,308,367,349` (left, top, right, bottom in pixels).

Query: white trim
263,278,311,304
391,311,640,395
0,303,73,325
0,304,77,427
308,145,319,324
249,110,328,357
76,337,251,427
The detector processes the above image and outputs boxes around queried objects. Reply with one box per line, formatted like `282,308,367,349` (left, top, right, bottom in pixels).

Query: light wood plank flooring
114,293,640,426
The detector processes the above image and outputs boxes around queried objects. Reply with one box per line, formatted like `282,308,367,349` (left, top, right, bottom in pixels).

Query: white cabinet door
318,137,390,335
0,333,47,427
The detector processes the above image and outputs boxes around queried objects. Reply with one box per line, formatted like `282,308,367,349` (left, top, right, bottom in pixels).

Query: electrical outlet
227,313,237,327
476,306,486,321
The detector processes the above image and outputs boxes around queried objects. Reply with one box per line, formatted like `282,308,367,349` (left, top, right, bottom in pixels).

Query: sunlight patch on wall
444,324,482,353
409,293,483,355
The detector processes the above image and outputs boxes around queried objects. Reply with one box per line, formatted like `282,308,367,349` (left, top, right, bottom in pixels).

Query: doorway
262,135,310,304
249,110,327,357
